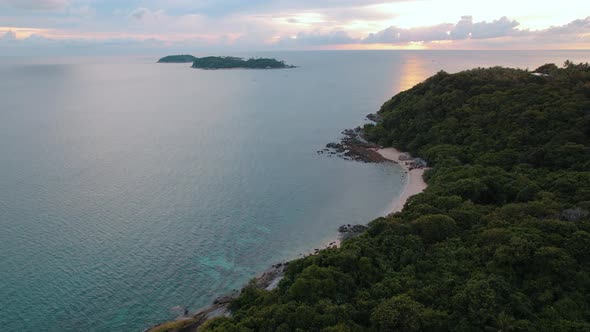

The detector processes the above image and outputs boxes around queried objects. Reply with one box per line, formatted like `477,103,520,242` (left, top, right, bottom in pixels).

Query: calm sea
1,50,589,331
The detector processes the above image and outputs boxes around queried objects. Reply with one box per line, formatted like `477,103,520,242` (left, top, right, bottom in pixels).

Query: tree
411,214,457,244
371,295,426,331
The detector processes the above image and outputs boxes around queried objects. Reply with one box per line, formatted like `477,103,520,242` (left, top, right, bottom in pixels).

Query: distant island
157,55,197,63
192,56,294,69
157,55,295,69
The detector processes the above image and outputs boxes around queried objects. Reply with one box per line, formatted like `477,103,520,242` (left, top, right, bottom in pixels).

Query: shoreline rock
338,224,368,240
366,113,381,122
317,127,388,163
145,263,287,332
145,234,347,332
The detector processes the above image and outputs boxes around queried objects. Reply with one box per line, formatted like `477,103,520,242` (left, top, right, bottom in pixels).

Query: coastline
146,147,427,331
307,147,428,253
376,147,428,215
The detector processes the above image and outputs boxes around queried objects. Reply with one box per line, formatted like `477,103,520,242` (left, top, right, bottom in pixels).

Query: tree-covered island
157,55,197,63
149,61,590,331
157,55,295,69
191,56,295,69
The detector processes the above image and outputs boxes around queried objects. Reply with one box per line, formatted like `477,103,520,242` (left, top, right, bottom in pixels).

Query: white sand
377,148,428,215
301,148,427,254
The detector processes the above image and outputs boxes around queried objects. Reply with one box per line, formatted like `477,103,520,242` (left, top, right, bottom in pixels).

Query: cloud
0,0,69,10
1,3,589,56
364,23,453,44
512,17,590,47
543,17,590,35
364,16,522,44
67,5,95,18
128,7,169,25
1,30,16,40
263,15,590,50
452,16,521,39
130,7,150,20
278,31,359,46
150,0,402,17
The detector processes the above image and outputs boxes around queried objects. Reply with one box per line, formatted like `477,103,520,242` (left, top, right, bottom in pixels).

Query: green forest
191,56,293,69
157,55,197,63
197,62,590,331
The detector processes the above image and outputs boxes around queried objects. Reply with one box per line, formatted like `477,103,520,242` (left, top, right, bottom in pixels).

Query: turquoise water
1,51,589,331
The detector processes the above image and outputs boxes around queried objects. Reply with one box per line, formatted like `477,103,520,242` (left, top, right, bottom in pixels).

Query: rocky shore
145,262,288,332
317,126,388,163
339,224,368,240
145,221,371,332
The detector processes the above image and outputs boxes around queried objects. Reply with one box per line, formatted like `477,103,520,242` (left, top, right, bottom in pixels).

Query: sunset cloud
0,0,588,55
364,16,523,43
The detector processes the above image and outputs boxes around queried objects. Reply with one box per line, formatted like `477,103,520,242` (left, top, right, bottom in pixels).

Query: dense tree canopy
157,55,197,63
191,57,293,69
199,62,590,331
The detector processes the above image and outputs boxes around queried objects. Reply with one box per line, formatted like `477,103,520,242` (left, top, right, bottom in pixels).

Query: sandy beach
315,147,428,250
377,148,428,215
316,147,428,250
146,147,429,331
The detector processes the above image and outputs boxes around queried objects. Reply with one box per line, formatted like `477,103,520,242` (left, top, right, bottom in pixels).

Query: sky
0,0,589,55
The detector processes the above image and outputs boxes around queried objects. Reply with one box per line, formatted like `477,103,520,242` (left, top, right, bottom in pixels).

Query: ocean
1,50,589,331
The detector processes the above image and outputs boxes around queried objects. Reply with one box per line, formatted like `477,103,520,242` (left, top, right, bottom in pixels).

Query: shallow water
1,50,589,331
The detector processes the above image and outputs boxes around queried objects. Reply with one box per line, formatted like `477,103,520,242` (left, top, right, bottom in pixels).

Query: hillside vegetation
199,62,590,331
